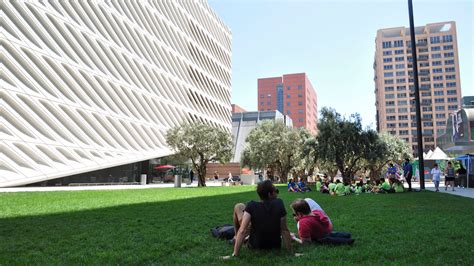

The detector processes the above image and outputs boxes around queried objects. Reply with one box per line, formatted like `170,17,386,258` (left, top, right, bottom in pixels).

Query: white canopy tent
425,147,452,161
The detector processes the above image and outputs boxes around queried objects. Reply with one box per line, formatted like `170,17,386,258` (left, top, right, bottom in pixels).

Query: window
298,85,303,90
436,113,446,119
260,101,264,106
287,110,291,115
442,35,453,42
398,115,408,120
431,46,441,51
396,86,405,91
384,65,393,70
383,51,392,56
399,123,409,128
384,86,394,92
430,36,440,44
445,67,455,72
423,122,433,127
435,106,445,111
393,40,403,47
395,56,404,61
383,58,392,63
395,49,404,54
432,61,442,66
421,77,430,82
382,41,392,48
298,110,304,114
398,108,408,113
385,94,395,99
385,80,394,84
398,100,407,106
423,106,432,112
395,64,405,69
448,97,458,103
436,121,446,126
448,105,458,110
434,83,443,88
298,118,304,122
267,101,271,105
384,72,394,77
387,108,396,113
396,78,406,83
433,76,443,81
444,52,454,57
420,62,429,67
287,86,291,90
421,92,431,97
447,90,457,95
432,53,442,59
396,71,405,76
423,114,433,119
435,98,445,103
387,123,396,128
298,94,303,97
443,44,453,50
298,101,303,106
446,75,456,80
286,94,291,98
386,101,395,106
433,68,443,73
287,102,291,106
434,91,444,96
446,82,457,87
445,59,455,65
260,94,264,98
419,48,428,53
397,93,407,98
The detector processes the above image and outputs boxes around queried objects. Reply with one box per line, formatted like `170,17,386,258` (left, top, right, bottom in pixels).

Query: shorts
445,177,455,182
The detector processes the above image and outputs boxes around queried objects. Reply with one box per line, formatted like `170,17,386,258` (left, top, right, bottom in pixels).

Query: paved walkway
410,181,474,199
0,180,226,193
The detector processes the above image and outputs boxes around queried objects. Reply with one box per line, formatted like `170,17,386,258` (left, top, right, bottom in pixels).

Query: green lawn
1,186,473,265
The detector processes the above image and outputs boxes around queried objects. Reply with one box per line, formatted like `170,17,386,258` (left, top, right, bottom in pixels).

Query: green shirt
355,186,363,194
394,183,404,193
328,183,336,192
381,181,391,191
335,183,345,195
344,185,351,194
316,181,322,191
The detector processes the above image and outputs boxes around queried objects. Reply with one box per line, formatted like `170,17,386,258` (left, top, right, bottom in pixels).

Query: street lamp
408,0,425,189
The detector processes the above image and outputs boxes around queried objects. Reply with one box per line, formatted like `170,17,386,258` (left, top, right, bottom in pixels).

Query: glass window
384,72,394,77
385,86,394,92
431,46,441,51
432,53,442,59
443,45,453,50
445,59,455,65
383,41,392,48
385,94,395,99
383,51,392,56
298,101,303,106
432,61,442,66
430,36,440,44
286,94,291,98
395,49,404,54
287,102,291,106
442,35,453,42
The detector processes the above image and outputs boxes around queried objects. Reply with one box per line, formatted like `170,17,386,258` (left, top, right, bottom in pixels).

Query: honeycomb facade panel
0,0,232,187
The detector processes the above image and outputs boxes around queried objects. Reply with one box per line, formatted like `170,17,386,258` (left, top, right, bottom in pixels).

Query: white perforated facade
1,1,232,187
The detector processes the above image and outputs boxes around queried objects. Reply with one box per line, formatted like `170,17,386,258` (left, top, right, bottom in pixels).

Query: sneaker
435,189,439,192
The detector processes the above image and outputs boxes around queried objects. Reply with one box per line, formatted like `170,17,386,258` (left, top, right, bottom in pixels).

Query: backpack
210,224,235,240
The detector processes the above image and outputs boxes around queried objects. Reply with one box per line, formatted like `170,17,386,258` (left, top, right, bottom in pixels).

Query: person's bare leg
233,203,246,236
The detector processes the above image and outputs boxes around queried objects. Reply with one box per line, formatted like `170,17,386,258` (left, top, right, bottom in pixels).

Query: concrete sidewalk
0,180,227,193
410,181,474,199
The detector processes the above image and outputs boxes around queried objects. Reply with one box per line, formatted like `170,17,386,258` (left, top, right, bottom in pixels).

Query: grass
1,185,473,265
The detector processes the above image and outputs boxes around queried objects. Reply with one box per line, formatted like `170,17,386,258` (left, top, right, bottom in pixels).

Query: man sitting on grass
290,199,354,245
225,180,292,258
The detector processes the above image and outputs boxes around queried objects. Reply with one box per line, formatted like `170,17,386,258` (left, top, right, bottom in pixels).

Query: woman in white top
431,163,442,192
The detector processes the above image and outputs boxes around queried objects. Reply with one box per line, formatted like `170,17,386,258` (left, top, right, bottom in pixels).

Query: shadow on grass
0,186,473,265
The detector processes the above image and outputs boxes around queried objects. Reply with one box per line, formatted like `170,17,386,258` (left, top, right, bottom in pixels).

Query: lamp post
408,0,425,189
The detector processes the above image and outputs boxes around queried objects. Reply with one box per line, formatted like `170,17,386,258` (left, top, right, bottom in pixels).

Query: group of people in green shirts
314,177,405,196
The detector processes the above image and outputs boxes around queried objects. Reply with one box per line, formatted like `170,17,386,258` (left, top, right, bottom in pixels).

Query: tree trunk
197,158,207,187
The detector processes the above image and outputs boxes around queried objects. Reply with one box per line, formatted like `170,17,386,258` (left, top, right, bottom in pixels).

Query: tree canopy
166,122,233,187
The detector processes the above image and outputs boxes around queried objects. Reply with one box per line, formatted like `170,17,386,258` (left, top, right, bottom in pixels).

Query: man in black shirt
229,180,292,257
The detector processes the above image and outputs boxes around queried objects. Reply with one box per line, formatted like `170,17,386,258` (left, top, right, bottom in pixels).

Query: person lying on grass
290,198,354,245
223,180,293,259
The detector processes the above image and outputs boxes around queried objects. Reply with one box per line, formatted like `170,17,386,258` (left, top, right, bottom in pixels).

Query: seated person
320,182,329,194
355,181,364,194
288,179,301,192
344,182,351,195
392,179,405,193
298,177,312,192
315,178,322,192
328,181,337,195
334,180,345,196
290,199,354,245
372,180,382,193
380,178,394,193
229,180,292,258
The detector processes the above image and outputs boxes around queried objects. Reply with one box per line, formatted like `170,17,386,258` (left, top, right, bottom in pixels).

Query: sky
209,0,473,128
